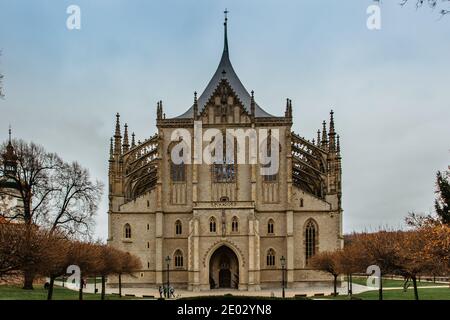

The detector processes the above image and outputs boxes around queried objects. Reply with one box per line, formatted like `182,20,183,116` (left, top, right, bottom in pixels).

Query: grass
326,287,450,300
349,276,446,288
0,285,137,300
179,294,310,300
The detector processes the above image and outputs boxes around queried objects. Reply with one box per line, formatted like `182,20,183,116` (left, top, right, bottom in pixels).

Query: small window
267,249,276,266
267,219,274,234
175,220,182,235
147,224,149,230
147,242,150,249
300,198,304,207
124,223,131,239
231,216,238,232
147,262,150,269
174,250,183,268
210,217,217,233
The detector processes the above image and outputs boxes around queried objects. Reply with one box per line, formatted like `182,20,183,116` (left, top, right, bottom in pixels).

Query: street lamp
165,255,171,298
280,256,286,298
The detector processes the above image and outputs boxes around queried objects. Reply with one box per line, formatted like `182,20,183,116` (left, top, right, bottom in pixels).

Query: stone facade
107,18,343,291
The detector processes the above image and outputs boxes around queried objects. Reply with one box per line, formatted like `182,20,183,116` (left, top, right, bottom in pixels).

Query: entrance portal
209,245,239,289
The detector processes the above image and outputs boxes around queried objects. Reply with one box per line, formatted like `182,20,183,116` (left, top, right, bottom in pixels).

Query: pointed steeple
157,101,163,120
317,129,321,146
131,132,136,148
285,99,292,118
193,91,198,119
114,113,122,155
223,9,229,55
109,138,114,160
2,126,18,176
175,11,274,119
250,90,255,117
321,121,328,149
328,110,336,152
123,124,130,152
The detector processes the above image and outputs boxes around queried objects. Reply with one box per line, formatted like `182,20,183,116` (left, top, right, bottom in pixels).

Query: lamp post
165,255,171,298
280,256,286,298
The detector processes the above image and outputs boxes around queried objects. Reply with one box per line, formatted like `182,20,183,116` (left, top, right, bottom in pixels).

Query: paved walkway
54,281,373,299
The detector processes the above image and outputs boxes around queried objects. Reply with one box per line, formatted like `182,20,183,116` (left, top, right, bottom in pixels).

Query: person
44,282,50,290
158,285,163,298
169,286,175,298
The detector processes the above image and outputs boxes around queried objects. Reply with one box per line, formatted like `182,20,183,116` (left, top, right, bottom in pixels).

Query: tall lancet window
170,148,186,182
210,217,217,233
213,135,236,182
262,130,278,182
305,219,318,264
174,250,183,268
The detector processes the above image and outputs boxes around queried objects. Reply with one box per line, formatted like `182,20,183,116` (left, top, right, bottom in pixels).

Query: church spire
114,113,122,155
250,90,255,117
193,91,198,119
131,132,136,148
223,9,229,55
321,121,328,149
123,123,129,152
3,126,18,176
328,110,336,152
109,138,114,160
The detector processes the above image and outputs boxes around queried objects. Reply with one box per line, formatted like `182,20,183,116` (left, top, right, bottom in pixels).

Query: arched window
213,136,236,182
175,220,182,235
231,216,239,232
262,130,279,182
267,248,276,267
209,217,217,233
300,198,304,207
267,219,274,234
124,223,131,239
305,220,318,264
174,250,183,268
169,142,186,182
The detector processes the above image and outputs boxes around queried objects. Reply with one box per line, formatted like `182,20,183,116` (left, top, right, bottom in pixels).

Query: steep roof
175,17,274,119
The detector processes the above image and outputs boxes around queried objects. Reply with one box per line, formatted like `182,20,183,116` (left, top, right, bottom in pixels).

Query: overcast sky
1,0,449,239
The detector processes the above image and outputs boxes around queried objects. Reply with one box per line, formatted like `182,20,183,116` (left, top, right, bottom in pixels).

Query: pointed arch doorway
209,245,239,289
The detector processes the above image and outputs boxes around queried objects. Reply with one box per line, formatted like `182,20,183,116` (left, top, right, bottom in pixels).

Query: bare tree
0,139,103,288
48,162,103,238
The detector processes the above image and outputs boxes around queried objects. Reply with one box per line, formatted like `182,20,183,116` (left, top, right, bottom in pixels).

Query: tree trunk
119,273,122,298
79,272,83,301
333,274,338,296
101,275,106,300
379,273,383,301
47,276,55,300
23,271,35,290
412,276,419,300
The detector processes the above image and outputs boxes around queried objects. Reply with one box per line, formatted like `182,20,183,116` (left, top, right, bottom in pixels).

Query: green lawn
327,287,450,300
0,285,135,300
349,276,446,288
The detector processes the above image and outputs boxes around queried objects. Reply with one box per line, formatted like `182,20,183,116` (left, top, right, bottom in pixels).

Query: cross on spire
224,8,229,22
